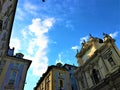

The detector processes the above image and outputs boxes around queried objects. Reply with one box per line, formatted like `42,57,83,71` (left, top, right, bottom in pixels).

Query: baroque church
75,33,120,90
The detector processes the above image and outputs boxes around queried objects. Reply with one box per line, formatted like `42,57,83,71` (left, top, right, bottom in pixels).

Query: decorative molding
101,48,112,59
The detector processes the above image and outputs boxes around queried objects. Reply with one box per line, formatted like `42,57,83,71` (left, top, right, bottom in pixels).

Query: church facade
75,33,120,90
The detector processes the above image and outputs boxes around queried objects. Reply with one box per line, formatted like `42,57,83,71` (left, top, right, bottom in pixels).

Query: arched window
92,69,101,84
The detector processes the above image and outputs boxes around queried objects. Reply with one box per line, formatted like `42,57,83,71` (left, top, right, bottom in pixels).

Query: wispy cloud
24,2,37,11
16,1,39,20
65,20,74,30
71,45,80,50
16,7,26,20
71,35,89,51
109,31,119,38
26,17,55,76
56,53,64,64
80,35,89,44
11,17,55,76
10,38,21,53
23,1,38,15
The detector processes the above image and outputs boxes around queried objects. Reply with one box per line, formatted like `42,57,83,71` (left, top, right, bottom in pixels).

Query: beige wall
36,68,70,90
75,36,120,90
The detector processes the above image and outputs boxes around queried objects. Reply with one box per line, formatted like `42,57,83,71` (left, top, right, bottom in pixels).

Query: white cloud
11,17,55,76
65,20,74,30
71,35,89,52
16,8,26,20
80,35,89,44
22,17,55,76
56,53,64,64
43,18,55,27
71,45,80,50
23,1,38,15
10,38,21,53
21,28,28,39
109,31,119,38
24,2,37,11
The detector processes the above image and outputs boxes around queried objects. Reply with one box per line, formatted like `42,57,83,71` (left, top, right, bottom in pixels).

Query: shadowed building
34,63,73,90
74,33,120,90
0,0,18,56
63,64,79,90
0,0,32,90
34,63,79,90
0,50,31,90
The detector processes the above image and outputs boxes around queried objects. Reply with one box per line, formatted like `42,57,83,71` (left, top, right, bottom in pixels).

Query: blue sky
10,0,120,89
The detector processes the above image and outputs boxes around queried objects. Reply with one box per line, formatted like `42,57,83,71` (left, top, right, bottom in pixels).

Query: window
108,57,116,66
59,79,64,90
92,69,101,84
46,75,50,90
0,20,3,31
69,67,71,70
14,63,19,69
0,60,6,75
0,60,6,67
81,78,85,88
8,71,17,85
72,86,74,90
0,68,2,75
41,83,44,90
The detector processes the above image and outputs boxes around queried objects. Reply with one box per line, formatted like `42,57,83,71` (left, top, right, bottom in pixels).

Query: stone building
0,0,18,56
63,64,79,90
0,49,31,90
0,0,32,90
74,33,120,90
34,63,79,90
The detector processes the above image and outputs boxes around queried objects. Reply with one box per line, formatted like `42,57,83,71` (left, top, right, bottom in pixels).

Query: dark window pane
0,20,3,31
108,57,116,66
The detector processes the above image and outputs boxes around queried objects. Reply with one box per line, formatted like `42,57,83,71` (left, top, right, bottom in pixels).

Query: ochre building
34,63,71,90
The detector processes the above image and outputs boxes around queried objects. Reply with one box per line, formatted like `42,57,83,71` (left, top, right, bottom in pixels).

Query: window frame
108,57,116,66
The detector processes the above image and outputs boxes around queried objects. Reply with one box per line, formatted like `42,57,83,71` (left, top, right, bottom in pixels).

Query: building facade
63,64,79,90
0,0,18,56
0,0,32,90
34,63,79,90
0,50,31,90
75,33,120,90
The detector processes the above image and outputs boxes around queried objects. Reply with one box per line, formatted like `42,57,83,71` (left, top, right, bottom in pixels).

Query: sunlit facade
75,33,120,90
0,0,32,90
34,63,71,90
